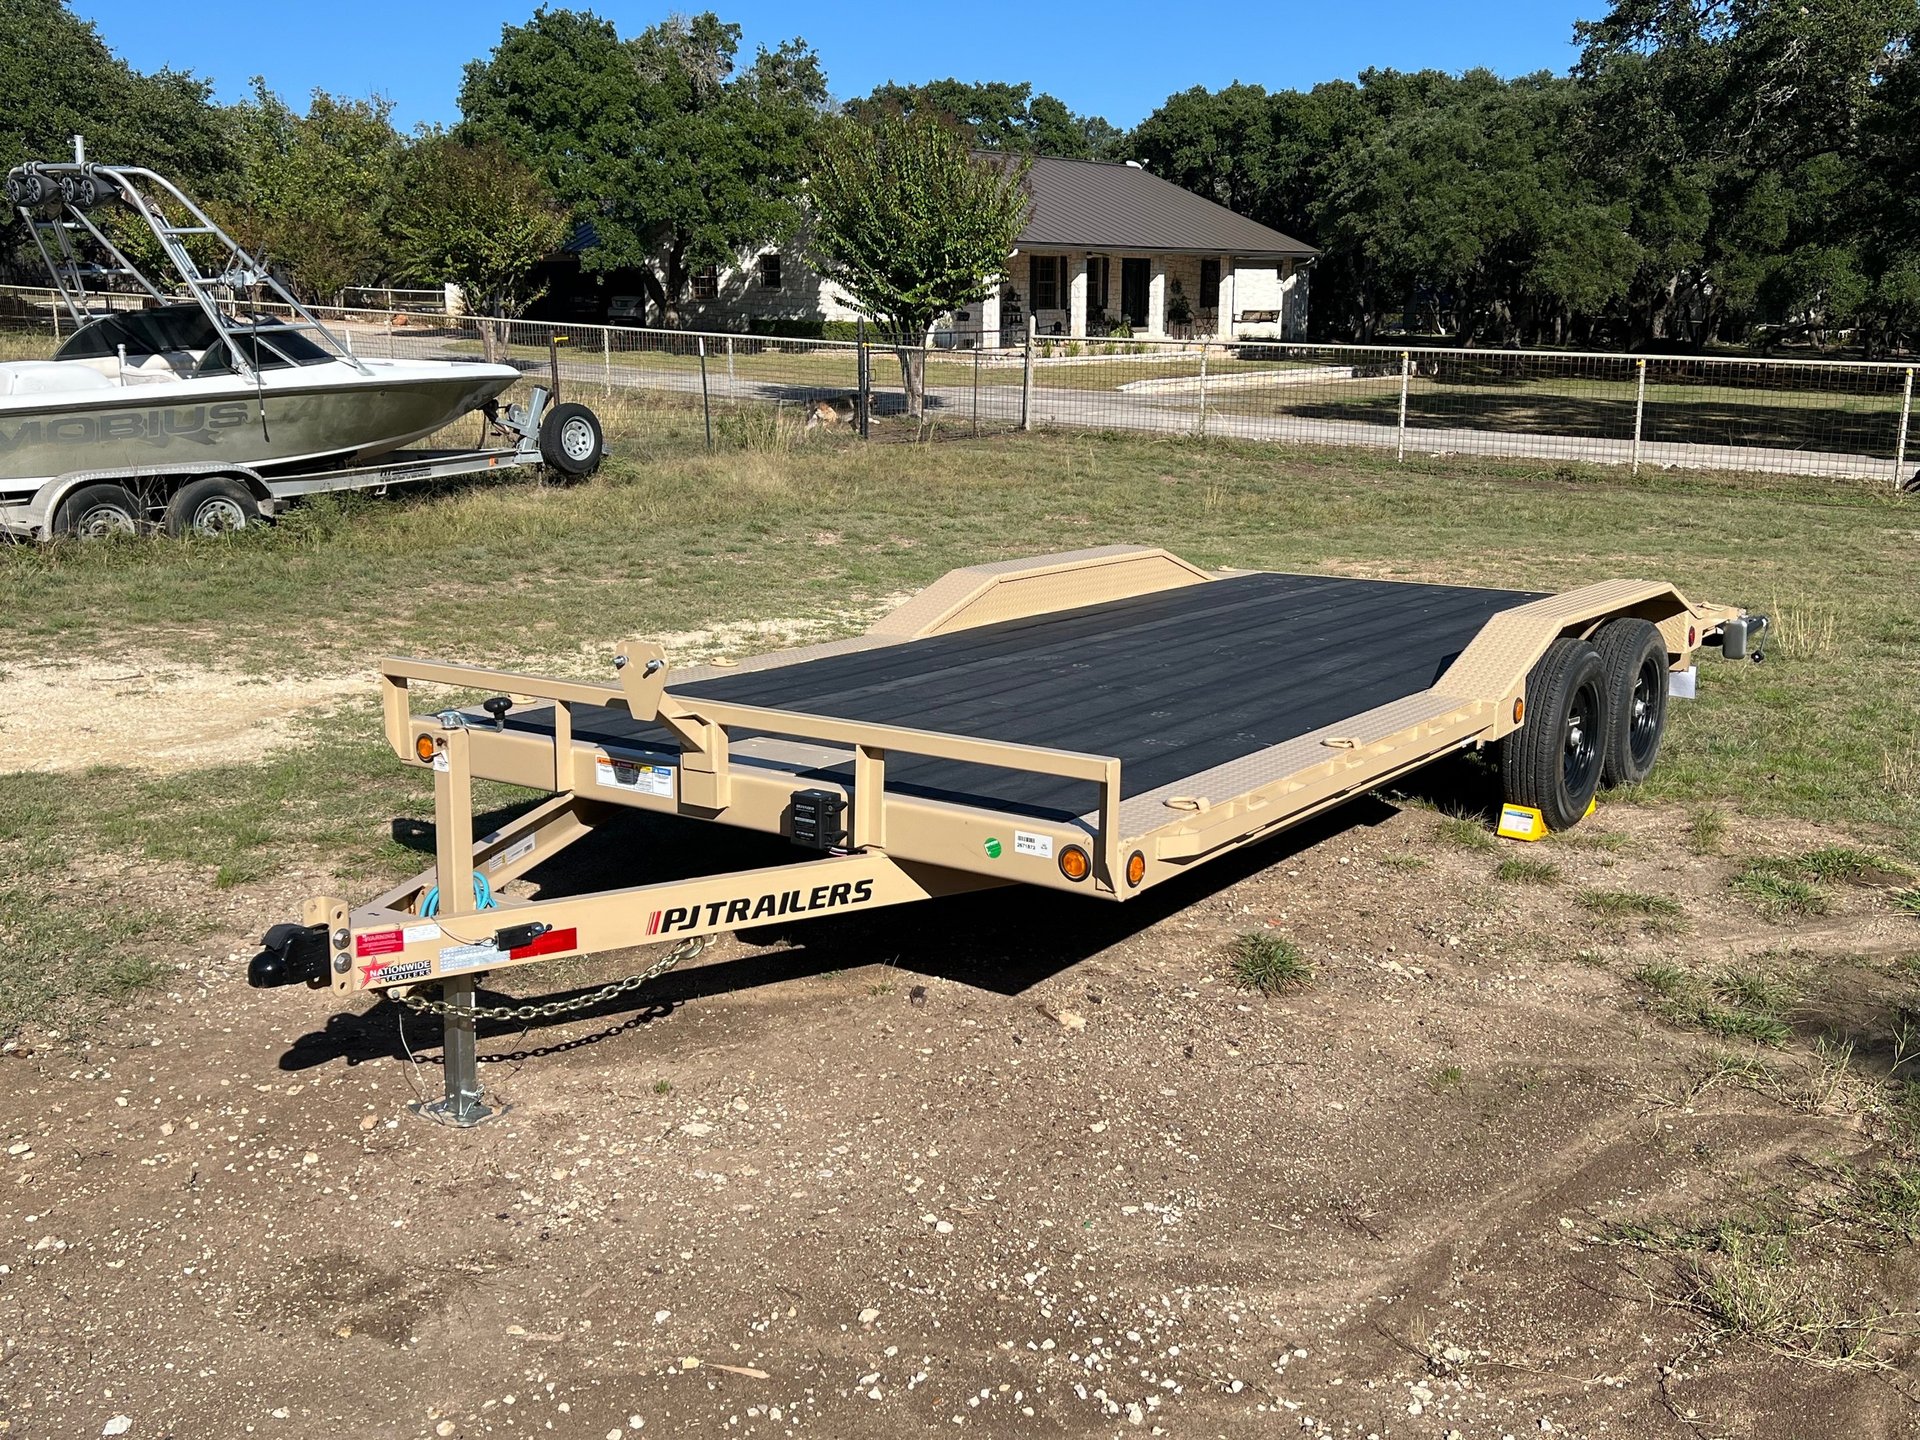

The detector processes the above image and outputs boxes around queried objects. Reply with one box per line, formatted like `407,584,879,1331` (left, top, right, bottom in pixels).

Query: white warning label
595,754,675,798
1014,830,1054,858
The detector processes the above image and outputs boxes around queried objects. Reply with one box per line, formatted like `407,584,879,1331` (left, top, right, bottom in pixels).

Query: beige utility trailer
253,546,1766,1124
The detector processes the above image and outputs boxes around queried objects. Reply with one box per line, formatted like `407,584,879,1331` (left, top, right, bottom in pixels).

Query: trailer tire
52,482,142,539
540,402,604,477
164,476,260,537
1500,636,1608,831
1593,618,1669,788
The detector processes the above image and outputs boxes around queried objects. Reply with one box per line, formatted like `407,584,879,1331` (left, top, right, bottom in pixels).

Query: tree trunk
638,269,669,330
895,345,928,419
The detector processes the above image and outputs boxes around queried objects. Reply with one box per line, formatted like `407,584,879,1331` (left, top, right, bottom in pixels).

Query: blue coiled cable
419,870,496,918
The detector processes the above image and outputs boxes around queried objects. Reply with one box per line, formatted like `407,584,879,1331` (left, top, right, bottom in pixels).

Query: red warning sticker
510,927,579,960
354,928,404,957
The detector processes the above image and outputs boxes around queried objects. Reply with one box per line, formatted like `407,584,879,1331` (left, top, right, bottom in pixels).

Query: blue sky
74,0,1602,132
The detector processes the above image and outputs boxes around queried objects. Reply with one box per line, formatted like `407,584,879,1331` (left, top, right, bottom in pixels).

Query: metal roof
1008,154,1318,259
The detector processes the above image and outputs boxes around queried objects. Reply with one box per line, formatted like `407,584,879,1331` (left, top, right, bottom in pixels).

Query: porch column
979,281,1002,348
1069,253,1089,338
1148,258,1167,338
1219,258,1236,342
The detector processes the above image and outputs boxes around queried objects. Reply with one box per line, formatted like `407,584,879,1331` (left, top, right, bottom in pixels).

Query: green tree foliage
1133,0,1920,350
460,7,825,324
851,79,1124,159
223,80,404,302
807,112,1030,414
390,135,568,317
0,0,231,181
0,0,233,279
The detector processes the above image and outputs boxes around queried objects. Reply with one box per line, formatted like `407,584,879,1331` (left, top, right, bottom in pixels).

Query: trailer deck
253,545,1760,1125
501,572,1548,822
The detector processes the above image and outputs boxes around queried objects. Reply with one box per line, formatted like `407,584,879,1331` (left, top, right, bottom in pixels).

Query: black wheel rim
1629,653,1663,765
1563,678,1600,796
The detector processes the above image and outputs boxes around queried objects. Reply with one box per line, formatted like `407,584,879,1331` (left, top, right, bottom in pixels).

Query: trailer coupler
249,922,332,988
1709,613,1769,662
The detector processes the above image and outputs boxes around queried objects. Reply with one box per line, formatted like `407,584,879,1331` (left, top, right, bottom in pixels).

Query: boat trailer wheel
538,401,605,478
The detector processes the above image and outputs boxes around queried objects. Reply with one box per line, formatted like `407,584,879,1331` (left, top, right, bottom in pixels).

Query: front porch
959,252,1308,345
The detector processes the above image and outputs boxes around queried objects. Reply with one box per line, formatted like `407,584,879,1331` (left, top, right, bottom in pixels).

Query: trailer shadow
271,792,1411,1076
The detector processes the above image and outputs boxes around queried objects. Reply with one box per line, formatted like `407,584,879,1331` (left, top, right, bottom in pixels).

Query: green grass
3,399,1919,1034
1429,1063,1464,1091
1633,961,1801,1048
1687,807,1729,856
1226,932,1313,995
1892,888,1920,918
1732,860,1834,919
1494,856,1560,884
1434,810,1497,851
1580,888,1685,922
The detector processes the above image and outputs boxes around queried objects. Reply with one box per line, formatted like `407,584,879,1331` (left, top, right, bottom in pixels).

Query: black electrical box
788,789,848,850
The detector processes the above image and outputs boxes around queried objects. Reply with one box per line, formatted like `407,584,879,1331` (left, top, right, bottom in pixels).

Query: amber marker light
415,734,438,763
1512,698,1526,724
1059,845,1092,882
1126,851,1146,888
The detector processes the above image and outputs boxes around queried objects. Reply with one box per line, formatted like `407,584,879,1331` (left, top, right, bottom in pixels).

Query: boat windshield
53,305,219,361
194,321,338,376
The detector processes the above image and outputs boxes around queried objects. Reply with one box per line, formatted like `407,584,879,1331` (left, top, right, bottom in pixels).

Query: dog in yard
805,396,860,431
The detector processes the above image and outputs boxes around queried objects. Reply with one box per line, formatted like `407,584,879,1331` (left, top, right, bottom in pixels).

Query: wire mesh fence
2,284,1914,486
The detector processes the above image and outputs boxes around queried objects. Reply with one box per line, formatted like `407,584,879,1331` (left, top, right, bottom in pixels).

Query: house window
1200,257,1221,302
691,265,719,301
1087,256,1110,314
758,252,782,289
1029,254,1067,311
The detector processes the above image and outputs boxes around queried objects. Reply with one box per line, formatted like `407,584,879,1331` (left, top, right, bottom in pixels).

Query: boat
1,144,523,527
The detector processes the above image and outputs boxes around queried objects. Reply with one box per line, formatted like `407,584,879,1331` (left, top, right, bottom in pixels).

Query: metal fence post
1197,342,1210,440
1631,358,1648,476
727,335,735,390
972,340,980,438
856,318,871,440
49,288,59,343
1895,367,1914,490
1397,350,1411,462
697,335,713,451
602,327,611,396
1021,316,1036,432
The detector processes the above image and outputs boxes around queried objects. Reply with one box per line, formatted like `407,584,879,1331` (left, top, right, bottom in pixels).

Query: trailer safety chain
393,934,714,1023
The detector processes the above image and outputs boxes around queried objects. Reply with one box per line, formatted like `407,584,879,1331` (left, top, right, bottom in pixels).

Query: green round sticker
983,837,1003,859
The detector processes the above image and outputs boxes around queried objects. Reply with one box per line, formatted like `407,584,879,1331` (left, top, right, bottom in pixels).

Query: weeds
1429,1063,1464,1091
1434,810,1496,851
1687,808,1728,856
1633,962,1799,1048
1227,932,1312,995
1732,860,1832,919
1494,856,1560,885
1580,889,1685,930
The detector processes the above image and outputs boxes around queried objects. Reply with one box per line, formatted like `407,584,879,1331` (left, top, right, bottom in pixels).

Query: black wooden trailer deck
499,572,1547,821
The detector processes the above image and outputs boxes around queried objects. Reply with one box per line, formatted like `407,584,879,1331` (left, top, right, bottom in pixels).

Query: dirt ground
4,781,1917,1440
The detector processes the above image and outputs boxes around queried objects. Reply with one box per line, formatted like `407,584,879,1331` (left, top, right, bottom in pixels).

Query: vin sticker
402,922,443,945
595,755,675,798
438,941,502,974
1014,831,1054,859
489,834,536,871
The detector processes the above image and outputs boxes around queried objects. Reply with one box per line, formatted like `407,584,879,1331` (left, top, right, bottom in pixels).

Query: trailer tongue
253,545,1763,1125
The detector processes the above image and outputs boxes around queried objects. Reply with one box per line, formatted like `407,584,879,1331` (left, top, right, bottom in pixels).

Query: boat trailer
253,546,1765,1124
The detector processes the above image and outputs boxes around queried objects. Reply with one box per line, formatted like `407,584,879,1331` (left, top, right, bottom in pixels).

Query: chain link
394,933,713,1022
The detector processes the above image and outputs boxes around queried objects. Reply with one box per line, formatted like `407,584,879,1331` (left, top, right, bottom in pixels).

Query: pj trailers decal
648,878,877,935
